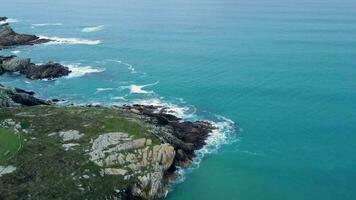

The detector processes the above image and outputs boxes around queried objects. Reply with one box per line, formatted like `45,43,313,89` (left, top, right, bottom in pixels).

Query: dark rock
121,104,215,168
0,56,71,80
0,18,50,49
0,17,7,22
0,84,51,107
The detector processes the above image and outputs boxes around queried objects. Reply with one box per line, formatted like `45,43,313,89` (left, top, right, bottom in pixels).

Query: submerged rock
0,56,71,79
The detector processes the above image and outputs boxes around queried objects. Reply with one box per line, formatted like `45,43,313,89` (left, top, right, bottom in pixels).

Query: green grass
0,128,23,164
0,105,161,199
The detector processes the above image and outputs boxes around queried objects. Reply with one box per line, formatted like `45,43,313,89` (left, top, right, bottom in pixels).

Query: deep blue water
1,0,356,199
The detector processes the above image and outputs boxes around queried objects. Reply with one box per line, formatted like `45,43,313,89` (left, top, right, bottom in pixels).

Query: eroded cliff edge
0,86,214,200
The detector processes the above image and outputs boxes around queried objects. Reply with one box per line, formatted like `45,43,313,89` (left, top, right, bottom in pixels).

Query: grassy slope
0,128,23,164
0,106,160,200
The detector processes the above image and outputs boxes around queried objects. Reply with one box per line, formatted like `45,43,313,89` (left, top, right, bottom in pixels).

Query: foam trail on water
39,36,101,45
122,81,159,94
96,88,114,92
111,96,127,100
32,23,63,27
10,50,20,54
64,64,106,78
107,59,137,74
81,25,105,33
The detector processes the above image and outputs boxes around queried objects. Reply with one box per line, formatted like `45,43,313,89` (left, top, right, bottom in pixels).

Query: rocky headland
0,85,215,200
0,17,49,49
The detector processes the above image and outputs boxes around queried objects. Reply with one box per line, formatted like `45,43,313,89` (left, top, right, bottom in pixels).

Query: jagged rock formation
0,56,71,79
0,84,50,107
0,17,49,49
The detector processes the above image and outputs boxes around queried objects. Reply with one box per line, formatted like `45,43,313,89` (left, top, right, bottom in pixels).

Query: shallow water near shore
1,0,356,199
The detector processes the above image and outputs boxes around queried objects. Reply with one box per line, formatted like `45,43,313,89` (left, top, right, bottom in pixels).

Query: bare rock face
0,17,49,49
0,56,71,79
0,84,50,107
89,132,176,200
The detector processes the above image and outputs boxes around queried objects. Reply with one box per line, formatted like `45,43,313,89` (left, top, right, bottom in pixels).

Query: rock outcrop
0,17,49,49
0,84,50,107
88,132,176,199
0,56,71,79
122,104,215,167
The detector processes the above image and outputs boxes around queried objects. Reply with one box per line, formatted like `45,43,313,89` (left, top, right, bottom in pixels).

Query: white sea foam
96,88,114,92
128,97,236,192
32,23,63,27
131,98,196,119
107,59,137,74
111,96,127,100
65,64,106,78
39,36,101,45
0,18,18,25
11,50,20,54
81,25,105,33
122,81,159,94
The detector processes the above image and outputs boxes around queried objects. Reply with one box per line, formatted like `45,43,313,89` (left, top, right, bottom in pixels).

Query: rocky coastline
0,16,215,199
0,17,49,49
0,85,214,199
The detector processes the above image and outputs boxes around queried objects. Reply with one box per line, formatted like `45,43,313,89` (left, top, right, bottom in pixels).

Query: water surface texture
1,0,356,199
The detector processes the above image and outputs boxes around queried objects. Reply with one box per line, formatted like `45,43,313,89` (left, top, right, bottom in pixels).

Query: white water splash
81,25,105,33
0,18,18,25
131,98,197,119
121,81,159,94
39,36,101,45
64,64,106,78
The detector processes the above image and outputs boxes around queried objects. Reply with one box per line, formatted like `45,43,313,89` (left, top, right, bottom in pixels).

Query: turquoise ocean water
1,0,356,199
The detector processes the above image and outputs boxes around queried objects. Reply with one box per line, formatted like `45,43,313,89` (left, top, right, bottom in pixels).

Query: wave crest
65,64,106,78
32,23,63,27
39,36,102,45
81,25,105,33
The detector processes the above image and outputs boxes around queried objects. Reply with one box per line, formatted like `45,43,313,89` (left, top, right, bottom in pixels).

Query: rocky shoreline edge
0,16,218,200
0,85,215,200
0,17,71,80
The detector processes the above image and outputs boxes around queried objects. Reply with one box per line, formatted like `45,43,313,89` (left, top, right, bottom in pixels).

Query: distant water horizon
1,0,356,199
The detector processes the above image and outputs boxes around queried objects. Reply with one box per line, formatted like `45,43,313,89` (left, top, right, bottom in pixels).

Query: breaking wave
39,36,102,45
81,25,105,33
64,64,106,78
121,81,159,94
0,18,18,25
